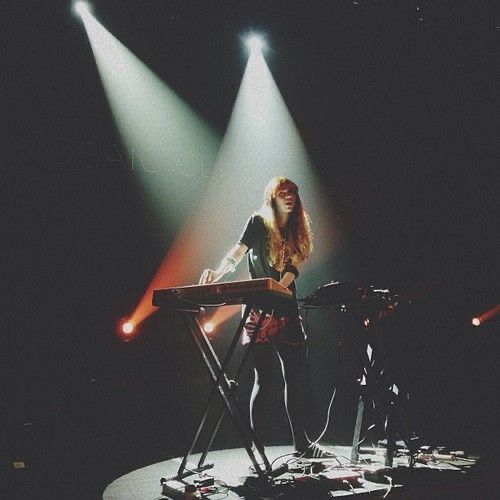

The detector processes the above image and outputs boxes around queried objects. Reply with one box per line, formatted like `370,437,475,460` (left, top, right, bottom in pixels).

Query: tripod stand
349,308,417,467
299,282,417,468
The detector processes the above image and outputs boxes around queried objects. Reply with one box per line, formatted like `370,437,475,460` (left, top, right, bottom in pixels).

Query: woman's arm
279,255,302,289
199,243,248,284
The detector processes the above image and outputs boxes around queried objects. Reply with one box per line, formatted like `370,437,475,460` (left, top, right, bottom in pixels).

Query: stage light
116,318,137,341
363,318,370,328
74,1,91,16
122,321,134,334
471,304,500,328
203,321,215,334
245,34,266,53
123,322,133,334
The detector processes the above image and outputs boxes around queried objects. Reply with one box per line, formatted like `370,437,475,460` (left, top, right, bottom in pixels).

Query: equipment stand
158,299,281,484
350,316,416,467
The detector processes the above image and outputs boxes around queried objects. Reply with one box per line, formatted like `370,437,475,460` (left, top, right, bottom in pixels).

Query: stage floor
102,444,485,499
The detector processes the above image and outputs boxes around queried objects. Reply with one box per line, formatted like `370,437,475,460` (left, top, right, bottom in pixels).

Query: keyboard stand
156,297,282,483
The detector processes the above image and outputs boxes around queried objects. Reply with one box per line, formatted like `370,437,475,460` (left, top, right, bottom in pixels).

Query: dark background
3,1,499,498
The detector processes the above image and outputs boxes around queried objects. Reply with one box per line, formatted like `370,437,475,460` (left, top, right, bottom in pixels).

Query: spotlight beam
78,8,220,224
128,33,337,331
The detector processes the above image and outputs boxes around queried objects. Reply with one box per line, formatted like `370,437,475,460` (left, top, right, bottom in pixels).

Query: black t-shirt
238,213,304,341
239,214,276,276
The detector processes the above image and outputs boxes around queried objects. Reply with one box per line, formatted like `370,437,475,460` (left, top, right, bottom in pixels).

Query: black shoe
295,444,336,459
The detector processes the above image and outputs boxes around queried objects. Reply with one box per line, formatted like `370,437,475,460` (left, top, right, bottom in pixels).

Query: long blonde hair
258,176,313,271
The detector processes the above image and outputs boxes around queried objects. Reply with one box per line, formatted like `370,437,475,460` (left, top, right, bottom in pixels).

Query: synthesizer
153,278,293,308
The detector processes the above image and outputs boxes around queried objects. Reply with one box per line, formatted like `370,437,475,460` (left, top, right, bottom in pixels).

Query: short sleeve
238,214,262,250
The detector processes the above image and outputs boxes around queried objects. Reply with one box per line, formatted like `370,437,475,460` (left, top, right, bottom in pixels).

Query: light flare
245,34,266,53
74,1,91,16
471,304,500,328
203,321,215,334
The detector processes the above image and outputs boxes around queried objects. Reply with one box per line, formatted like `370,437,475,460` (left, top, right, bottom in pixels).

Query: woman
200,176,333,458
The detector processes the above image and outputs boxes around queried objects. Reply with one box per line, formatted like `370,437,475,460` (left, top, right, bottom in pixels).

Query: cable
308,386,337,445
382,474,393,498
254,309,276,333
342,479,358,495
305,319,343,447
356,423,376,450
176,296,229,309
333,453,370,466
270,451,298,469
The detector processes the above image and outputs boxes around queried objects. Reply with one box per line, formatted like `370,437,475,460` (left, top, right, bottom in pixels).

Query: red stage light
203,321,215,334
122,321,134,334
118,319,136,340
471,304,500,328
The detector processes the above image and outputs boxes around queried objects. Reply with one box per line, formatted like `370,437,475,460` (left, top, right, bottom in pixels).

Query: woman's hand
199,243,248,285
199,269,222,285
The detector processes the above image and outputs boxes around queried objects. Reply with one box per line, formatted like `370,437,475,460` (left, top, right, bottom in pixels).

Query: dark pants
250,341,309,452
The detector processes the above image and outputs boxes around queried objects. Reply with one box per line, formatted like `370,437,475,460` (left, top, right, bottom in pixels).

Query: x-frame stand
158,298,286,488
349,311,417,467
